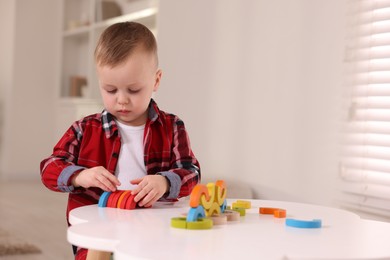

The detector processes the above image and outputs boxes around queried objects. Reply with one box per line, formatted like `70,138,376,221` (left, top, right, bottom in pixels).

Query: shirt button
112,153,119,158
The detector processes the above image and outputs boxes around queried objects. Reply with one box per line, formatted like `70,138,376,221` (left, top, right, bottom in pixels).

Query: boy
40,21,201,259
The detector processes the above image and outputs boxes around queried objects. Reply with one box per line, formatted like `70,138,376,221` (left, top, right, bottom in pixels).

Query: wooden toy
124,194,137,210
117,191,130,208
222,210,240,221
232,200,251,209
118,191,132,209
259,207,287,218
171,217,213,230
232,207,246,216
108,191,124,208
285,218,322,228
220,199,227,212
206,201,221,217
98,190,137,210
98,191,111,207
215,180,227,205
106,191,117,208
189,185,209,208
171,180,231,229
186,206,206,222
210,214,228,225
187,218,213,230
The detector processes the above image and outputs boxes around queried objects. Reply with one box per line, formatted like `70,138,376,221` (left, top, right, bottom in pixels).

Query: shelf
63,25,90,38
93,7,158,30
59,0,158,100
58,97,103,105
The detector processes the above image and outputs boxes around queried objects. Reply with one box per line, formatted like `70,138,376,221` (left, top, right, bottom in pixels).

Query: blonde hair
94,21,158,67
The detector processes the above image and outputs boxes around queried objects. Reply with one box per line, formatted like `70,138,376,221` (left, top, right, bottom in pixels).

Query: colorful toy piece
206,201,221,217
232,207,246,216
171,217,213,230
98,190,138,210
189,185,210,208
187,206,206,222
98,191,111,207
259,207,287,218
222,210,240,221
285,218,322,229
209,214,228,225
171,180,232,229
232,200,251,209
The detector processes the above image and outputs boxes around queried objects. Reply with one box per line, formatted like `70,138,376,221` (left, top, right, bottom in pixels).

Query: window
340,0,390,220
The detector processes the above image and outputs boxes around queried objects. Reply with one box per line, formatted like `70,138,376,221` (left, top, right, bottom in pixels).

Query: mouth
117,110,130,115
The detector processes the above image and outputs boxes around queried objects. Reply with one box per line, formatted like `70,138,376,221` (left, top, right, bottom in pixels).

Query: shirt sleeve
160,117,201,199
40,120,85,193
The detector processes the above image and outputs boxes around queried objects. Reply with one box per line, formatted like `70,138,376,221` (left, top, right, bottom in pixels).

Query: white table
68,199,390,259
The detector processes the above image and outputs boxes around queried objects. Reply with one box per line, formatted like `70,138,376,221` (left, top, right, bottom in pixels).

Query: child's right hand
71,166,120,192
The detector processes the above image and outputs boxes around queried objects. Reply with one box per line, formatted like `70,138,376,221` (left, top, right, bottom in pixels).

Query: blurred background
0,0,344,206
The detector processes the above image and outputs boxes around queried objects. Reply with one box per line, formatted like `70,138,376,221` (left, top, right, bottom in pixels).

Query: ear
153,69,163,92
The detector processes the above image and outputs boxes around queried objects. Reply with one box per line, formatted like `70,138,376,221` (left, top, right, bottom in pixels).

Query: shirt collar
101,99,162,138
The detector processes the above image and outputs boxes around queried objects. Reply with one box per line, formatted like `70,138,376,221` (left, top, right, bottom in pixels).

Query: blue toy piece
220,199,227,213
285,218,322,229
186,206,206,222
98,191,111,207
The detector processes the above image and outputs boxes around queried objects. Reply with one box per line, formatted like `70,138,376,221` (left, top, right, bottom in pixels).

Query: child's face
97,49,161,126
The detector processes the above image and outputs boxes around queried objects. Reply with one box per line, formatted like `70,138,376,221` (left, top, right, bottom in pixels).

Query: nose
117,93,129,106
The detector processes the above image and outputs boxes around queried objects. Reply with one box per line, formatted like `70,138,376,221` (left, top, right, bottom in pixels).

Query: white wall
0,0,15,159
0,0,60,180
156,0,346,206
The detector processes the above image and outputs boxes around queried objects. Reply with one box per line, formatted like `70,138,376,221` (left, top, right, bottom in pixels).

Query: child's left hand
130,175,169,207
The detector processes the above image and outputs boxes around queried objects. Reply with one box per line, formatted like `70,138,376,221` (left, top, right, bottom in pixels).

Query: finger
130,178,142,185
97,175,117,192
105,174,121,186
95,179,113,192
100,169,121,186
133,187,148,202
131,178,146,195
138,190,158,207
143,194,159,208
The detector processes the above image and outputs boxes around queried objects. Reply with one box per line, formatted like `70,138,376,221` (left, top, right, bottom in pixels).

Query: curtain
340,0,390,219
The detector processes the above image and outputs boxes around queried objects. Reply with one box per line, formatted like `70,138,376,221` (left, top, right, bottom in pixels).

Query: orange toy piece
107,191,123,208
259,207,286,218
215,180,227,205
189,184,210,208
117,191,131,208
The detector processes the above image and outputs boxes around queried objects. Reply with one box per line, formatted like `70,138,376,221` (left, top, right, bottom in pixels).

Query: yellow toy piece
199,183,215,209
171,217,213,230
232,207,246,216
187,218,213,230
215,180,227,205
205,201,221,217
171,217,188,229
232,200,251,209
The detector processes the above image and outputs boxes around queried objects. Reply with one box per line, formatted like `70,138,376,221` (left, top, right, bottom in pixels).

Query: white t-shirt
114,120,147,190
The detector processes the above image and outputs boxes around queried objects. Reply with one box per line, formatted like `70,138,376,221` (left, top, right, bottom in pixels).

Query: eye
128,88,140,94
106,89,117,94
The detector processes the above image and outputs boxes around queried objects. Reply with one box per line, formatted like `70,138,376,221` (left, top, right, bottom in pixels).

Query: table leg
86,249,111,260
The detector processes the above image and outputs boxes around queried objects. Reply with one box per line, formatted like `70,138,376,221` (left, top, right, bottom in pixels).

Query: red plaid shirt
40,99,200,222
